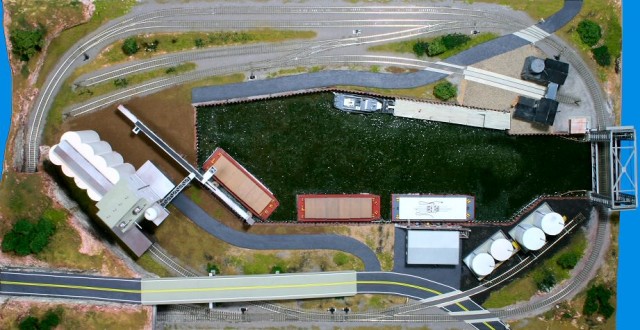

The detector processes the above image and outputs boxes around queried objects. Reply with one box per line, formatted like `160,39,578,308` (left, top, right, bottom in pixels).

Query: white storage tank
102,163,135,184
535,212,564,236
470,252,495,277
61,130,100,145
514,224,546,251
75,140,112,158
490,238,514,262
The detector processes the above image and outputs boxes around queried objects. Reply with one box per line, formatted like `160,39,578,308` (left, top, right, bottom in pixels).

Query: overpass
0,270,356,305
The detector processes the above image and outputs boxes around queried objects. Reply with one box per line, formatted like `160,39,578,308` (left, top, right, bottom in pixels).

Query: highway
16,0,616,327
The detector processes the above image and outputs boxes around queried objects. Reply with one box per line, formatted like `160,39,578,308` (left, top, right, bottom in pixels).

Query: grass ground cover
482,230,587,308
0,301,148,330
466,0,563,20
75,29,316,77
196,93,590,221
75,62,196,102
367,33,498,59
37,0,137,87
153,209,365,274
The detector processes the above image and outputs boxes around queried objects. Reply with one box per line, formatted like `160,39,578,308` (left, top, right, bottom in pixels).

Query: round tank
471,252,495,276
145,206,159,221
61,130,100,145
530,58,545,74
490,238,514,261
536,212,564,236
75,140,112,158
514,224,546,251
102,163,135,184
91,151,124,169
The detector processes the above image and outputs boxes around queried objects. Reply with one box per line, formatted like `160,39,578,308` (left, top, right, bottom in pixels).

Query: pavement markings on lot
513,25,550,43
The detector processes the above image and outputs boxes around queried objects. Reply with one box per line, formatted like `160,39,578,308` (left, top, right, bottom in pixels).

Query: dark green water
197,93,591,220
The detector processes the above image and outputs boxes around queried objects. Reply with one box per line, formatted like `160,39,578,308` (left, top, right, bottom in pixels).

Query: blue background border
0,3,11,178
0,1,636,328
618,1,636,329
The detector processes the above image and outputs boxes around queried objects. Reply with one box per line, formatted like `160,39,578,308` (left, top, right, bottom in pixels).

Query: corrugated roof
407,230,460,265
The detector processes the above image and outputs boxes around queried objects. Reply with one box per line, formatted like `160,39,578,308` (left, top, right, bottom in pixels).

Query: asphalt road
356,271,458,300
0,270,141,304
171,193,382,271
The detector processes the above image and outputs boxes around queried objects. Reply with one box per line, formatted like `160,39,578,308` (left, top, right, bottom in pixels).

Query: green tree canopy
426,39,446,57
121,37,139,56
433,81,457,101
10,25,45,61
592,45,611,66
577,19,602,46
441,33,471,49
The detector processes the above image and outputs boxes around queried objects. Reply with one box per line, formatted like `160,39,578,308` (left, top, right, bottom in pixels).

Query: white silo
102,163,135,184
490,238,514,262
92,151,124,169
535,212,564,236
470,252,495,277
514,224,546,251
75,140,112,158
61,130,100,145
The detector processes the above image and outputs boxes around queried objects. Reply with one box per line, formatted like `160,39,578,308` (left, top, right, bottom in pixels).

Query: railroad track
24,5,528,172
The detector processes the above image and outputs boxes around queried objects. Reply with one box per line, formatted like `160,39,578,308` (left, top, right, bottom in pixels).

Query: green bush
577,20,602,46
583,284,615,319
333,252,349,266
40,309,61,330
556,251,580,269
534,268,557,292
592,45,611,67
441,33,471,49
433,81,457,101
10,25,46,61
114,78,129,88
206,263,220,274
18,316,39,330
412,41,428,57
121,37,139,55
426,39,446,57
195,38,205,48
271,265,284,274
1,218,56,256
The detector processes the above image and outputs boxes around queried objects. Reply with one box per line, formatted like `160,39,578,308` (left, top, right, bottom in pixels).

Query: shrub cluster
2,218,56,256
121,37,139,56
576,19,612,67
19,309,61,330
10,24,46,61
583,284,615,319
433,81,457,101
556,250,581,270
412,33,471,57
533,268,557,292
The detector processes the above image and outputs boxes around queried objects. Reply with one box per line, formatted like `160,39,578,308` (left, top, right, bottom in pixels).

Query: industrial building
406,230,460,265
463,230,519,280
297,194,381,222
514,56,569,126
202,148,279,221
508,202,566,252
392,194,475,222
49,131,175,257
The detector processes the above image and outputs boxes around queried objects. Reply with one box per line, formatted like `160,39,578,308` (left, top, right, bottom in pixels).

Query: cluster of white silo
469,251,495,277
467,235,517,278
513,210,565,251
49,130,135,201
490,237,515,262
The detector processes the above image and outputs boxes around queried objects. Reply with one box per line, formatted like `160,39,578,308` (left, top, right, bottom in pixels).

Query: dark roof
513,97,559,126
544,59,569,85
521,56,569,87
